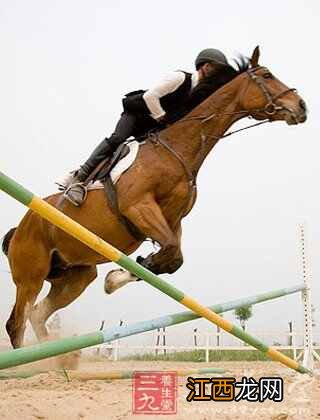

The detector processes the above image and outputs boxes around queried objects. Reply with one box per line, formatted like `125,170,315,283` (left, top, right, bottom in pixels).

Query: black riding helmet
195,48,229,69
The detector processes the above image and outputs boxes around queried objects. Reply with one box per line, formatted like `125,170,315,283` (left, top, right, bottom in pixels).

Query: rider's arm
143,71,186,120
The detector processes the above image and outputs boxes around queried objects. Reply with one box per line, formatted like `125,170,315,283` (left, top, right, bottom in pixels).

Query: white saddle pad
88,140,140,190
56,140,140,192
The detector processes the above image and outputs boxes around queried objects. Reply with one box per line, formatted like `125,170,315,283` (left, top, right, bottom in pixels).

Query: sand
0,358,319,420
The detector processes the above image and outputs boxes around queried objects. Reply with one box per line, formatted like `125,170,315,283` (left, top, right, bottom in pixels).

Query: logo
133,371,177,415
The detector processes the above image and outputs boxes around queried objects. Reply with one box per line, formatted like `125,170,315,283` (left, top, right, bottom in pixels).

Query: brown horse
2,47,307,348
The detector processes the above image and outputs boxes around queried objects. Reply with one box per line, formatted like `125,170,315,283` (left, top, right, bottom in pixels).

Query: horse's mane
187,55,250,110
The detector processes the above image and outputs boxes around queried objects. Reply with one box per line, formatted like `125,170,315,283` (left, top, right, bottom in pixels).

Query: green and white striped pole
0,171,311,374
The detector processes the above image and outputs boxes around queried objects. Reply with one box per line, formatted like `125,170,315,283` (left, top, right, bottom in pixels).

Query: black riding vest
122,71,192,123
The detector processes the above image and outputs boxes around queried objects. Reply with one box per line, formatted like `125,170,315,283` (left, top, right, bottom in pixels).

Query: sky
0,1,319,346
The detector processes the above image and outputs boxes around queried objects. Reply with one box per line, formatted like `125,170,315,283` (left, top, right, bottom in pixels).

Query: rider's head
195,48,229,79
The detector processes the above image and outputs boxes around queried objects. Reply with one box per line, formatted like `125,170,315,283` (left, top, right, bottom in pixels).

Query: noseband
247,67,297,118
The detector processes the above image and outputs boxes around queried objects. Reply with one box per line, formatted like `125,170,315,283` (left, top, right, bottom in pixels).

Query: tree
235,305,253,331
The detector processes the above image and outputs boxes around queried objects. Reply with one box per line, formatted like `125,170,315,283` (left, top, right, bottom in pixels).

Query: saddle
83,142,144,241
85,142,131,186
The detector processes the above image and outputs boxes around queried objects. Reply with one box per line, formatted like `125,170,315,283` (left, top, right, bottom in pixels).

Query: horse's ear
250,46,260,67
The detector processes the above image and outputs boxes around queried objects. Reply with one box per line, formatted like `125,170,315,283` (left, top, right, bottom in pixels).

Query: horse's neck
165,77,247,174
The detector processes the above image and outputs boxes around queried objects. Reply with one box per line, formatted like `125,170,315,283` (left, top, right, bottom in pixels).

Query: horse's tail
2,227,17,256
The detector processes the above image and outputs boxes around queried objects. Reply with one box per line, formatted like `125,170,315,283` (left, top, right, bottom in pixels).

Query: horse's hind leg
6,239,49,348
6,273,46,349
29,265,97,342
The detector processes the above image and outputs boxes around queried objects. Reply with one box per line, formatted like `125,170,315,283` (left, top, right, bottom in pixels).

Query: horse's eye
263,72,273,79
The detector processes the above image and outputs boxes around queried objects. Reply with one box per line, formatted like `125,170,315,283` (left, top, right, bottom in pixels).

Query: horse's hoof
104,269,138,294
10,337,22,349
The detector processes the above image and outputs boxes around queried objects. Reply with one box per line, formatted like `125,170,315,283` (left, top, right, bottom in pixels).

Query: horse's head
240,46,307,125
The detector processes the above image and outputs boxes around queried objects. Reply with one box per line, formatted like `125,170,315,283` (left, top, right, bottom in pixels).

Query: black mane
188,54,250,110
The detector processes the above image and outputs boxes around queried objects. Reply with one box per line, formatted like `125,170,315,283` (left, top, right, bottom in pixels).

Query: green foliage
235,305,253,322
121,349,297,362
235,305,253,331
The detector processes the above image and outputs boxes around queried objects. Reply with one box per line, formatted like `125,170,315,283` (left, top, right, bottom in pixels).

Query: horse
1,46,307,349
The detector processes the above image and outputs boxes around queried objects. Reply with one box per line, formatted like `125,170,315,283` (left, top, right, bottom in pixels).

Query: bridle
193,66,298,142
246,67,297,120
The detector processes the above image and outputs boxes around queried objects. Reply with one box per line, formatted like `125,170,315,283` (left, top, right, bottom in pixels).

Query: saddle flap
95,143,131,182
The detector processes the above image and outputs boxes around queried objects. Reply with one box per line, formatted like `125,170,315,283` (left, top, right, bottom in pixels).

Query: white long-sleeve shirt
143,71,199,120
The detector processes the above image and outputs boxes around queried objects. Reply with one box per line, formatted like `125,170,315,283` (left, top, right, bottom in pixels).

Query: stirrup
63,182,88,206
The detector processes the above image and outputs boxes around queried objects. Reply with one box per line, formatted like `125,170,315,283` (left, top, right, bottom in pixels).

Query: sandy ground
0,356,319,420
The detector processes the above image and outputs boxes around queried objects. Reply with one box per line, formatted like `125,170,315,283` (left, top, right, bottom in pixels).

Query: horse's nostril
299,99,307,112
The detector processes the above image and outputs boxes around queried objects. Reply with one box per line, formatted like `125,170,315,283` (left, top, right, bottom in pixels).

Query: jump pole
0,171,311,374
0,282,305,370
66,367,226,381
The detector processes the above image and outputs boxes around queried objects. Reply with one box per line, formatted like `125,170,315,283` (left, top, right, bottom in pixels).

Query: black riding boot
76,137,114,182
75,112,137,183
64,136,123,206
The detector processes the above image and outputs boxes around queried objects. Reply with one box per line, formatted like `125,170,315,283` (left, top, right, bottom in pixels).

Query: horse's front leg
104,193,183,294
136,220,183,274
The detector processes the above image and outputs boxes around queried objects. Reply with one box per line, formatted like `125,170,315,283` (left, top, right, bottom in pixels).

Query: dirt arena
0,356,319,420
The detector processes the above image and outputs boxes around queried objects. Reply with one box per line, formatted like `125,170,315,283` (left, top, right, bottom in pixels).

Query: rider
64,48,229,204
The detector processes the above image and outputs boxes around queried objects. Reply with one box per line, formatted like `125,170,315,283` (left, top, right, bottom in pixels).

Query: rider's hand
155,114,167,130
155,114,166,123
